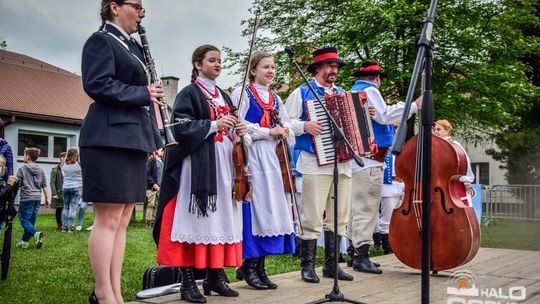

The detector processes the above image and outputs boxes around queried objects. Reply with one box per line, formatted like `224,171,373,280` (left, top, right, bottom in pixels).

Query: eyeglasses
122,2,145,14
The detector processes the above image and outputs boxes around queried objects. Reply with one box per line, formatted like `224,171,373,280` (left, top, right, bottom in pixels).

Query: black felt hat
353,61,384,78
306,47,346,74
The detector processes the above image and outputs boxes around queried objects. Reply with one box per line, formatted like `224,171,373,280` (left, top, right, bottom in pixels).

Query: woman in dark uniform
80,1,163,303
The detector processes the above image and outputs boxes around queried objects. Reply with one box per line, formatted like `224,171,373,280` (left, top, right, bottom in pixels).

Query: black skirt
80,147,148,203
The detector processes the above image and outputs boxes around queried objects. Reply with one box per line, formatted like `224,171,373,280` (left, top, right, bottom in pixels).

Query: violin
276,142,296,193
389,133,480,271
230,9,260,202
273,113,303,234
232,138,252,202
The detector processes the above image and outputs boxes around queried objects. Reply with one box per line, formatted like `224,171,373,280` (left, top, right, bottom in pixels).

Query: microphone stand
285,46,364,304
391,1,438,304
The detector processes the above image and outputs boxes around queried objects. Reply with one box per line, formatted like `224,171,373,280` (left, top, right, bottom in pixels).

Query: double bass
389,129,480,271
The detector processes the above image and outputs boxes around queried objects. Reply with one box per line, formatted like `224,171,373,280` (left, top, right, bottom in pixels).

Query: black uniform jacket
80,24,162,152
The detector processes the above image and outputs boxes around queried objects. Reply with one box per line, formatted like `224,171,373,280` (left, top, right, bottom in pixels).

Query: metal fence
483,184,540,225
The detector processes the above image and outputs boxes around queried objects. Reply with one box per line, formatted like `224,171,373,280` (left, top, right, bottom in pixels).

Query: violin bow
235,8,261,115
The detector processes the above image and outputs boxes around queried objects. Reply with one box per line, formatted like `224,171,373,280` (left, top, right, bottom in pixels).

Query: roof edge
2,111,82,126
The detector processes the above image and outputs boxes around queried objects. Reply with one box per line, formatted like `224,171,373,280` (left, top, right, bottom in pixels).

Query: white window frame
17,130,71,162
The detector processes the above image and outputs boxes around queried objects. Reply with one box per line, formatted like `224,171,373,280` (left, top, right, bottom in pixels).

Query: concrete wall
461,139,508,186
161,76,179,108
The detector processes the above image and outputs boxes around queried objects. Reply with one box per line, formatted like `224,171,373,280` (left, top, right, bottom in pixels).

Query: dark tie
129,38,144,61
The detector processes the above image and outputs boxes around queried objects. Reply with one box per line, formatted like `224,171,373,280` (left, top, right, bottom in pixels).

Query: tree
0,40,6,50
486,0,540,184
225,0,539,181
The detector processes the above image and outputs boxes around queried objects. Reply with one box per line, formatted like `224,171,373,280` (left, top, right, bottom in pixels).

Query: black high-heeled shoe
203,268,239,297
89,290,99,304
180,267,207,303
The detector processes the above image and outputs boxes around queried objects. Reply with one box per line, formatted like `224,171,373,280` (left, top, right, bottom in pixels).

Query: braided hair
99,0,126,30
190,45,220,83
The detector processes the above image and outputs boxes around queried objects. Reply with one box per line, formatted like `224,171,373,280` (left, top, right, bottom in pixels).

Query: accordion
305,91,377,166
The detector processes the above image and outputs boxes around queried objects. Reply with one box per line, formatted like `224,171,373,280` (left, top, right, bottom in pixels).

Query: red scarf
249,84,275,128
195,80,230,142
195,80,219,99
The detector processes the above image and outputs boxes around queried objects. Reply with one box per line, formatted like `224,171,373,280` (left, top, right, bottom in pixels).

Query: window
471,162,490,185
18,133,48,157
53,137,68,158
18,131,69,160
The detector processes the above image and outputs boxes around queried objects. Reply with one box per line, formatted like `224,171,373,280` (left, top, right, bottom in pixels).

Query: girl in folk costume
432,119,476,206
154,45,246,303
230,51,296,290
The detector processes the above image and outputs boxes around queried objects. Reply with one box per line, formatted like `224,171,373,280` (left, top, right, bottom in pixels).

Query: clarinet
137,25,178,147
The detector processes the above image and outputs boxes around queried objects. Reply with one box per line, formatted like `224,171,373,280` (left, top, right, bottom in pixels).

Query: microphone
284,45,295,59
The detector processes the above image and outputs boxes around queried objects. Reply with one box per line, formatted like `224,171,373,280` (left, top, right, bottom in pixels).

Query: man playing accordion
285,47,354,284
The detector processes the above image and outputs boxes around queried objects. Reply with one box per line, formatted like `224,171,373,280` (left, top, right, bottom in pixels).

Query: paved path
129,247,540,303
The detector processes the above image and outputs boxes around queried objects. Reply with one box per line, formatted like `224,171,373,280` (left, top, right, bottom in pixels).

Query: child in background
16,147,49,249
50,152,67,231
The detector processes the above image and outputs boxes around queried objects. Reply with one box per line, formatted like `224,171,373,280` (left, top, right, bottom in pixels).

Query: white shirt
449,138,475,183
105,21,132,41
352,81,419,173
194,76,222,138
231,83,295,146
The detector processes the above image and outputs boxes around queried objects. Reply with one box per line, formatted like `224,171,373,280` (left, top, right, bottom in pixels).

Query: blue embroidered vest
383,152,393,184
294,80,345,154
350,80,395,148
244,86,279,127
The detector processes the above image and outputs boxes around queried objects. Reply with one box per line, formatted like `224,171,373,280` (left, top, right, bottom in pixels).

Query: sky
0,0,254,89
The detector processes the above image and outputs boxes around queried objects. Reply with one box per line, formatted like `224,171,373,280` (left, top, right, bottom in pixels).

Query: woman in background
61,147,82,232
432,119,475,205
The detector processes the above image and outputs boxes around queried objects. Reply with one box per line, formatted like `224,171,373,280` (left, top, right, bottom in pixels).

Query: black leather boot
235,258,268,290
203,268,239,297
256,256,277,289
347,238,380,268
346,238,354,267
373,232,382,253
180,267,207,303
352,244,382,274
322,231,353,281
293,235,302,257
381,233,392,255
300,239,320,283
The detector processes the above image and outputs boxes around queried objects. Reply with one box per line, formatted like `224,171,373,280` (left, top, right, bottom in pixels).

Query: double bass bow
231,9,260,202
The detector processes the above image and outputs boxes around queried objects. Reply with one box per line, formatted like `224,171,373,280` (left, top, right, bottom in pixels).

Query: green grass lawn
0,214,538,304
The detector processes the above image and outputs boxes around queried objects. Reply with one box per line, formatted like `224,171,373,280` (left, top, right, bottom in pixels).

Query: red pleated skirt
156,196,242,269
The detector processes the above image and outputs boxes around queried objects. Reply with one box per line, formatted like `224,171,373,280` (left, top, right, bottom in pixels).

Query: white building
464,140,508,186
0,49,178,202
